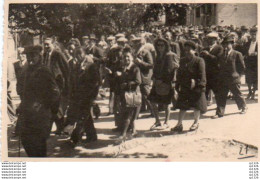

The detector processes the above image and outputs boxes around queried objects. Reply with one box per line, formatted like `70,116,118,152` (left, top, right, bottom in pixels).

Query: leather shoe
211,115,223,119
170,124,183,133
240,107,248,114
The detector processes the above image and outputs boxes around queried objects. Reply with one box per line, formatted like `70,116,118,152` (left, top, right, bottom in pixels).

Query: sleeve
161,54,179,83
197,58,206,88
57,52,70,96
236,52,246,74
38,68,61,107
136,50,153,69
204,46,223,62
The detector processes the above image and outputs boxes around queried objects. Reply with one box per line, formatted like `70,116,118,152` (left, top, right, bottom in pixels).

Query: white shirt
248,41,257,55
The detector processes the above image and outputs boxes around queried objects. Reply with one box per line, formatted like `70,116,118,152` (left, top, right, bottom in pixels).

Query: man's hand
115,71,122,76
134,58,142,64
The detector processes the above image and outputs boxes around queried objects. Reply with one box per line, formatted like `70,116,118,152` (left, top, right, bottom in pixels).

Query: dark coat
43,49,69,96
19,64,60,138
75,62,101,108
219,49,246,84
106,46,123,92
200,44,223,82
135,47,154,85
175,55,207,113
243,39,258,84
88,45,104,64
14,61,28,97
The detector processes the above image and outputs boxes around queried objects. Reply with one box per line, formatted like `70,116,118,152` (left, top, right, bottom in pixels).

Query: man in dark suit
43,37,69,134
200,32,223,111
243,27,258,100
212,36,247,118
18,45,60,157
14,48,28,97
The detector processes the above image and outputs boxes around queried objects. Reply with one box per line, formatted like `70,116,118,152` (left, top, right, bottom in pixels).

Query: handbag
154,79,171,96
124,90,142,107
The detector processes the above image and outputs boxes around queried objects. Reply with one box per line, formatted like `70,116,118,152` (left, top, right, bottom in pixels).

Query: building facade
186,3,257,27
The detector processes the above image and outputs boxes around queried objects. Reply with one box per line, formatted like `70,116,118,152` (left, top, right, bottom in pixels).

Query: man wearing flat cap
243,27,258,100
17,45,60,157
132,35,154,121
241,26,250,45
200,32,223,108
212,36,247,118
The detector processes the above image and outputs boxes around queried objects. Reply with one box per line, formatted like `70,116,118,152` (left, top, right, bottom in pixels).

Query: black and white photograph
2,1,259,161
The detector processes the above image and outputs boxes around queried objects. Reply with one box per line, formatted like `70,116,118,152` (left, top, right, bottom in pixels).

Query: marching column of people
12,25,257,157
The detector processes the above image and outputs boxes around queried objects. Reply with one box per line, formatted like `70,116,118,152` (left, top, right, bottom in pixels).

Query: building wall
186,3,257,27
216,4,257,27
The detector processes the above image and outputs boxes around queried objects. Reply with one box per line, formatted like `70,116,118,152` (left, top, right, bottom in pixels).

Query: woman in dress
171,40,207,132
148,38,179,130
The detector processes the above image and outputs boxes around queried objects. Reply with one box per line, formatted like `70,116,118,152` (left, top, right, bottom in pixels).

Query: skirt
148,85,173,105
175,87,207,114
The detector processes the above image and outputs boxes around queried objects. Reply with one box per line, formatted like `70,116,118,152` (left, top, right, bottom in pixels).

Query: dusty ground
7,82,259,161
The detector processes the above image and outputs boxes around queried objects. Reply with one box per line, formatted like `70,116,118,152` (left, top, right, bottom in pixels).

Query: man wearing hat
212,36,247,118
200,32,223,108
18,45,60,157
117,36,129,49
82,35,90,54
243,27,258,100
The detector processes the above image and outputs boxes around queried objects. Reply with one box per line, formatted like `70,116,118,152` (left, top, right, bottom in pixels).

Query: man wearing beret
43,37,69,135
18,45,60,157
212,36,247,118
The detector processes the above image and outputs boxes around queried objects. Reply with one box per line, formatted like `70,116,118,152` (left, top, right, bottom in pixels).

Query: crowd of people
10,24,258,157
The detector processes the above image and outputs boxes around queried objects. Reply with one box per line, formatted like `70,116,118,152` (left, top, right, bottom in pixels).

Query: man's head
67,43,76,56
117,37,128,48
17,47,26,62
222,36,234,50
165,31,172,41
107,36,116,46
250,27,257,41
89,34,97,47
206,32,219,46
44,38,54,52
184,40,196,56
82,36,90,46
24,45,43,66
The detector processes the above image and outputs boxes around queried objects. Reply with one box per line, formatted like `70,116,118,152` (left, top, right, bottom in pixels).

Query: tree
8,3,191,44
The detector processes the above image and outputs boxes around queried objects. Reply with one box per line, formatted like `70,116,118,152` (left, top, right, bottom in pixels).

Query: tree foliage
9,3,190,43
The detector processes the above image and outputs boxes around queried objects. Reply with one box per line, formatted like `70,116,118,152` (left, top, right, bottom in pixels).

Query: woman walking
171,41,207,132
148,38,179,130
